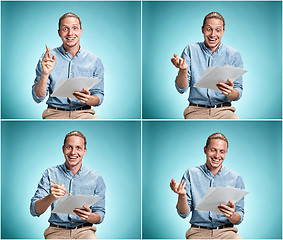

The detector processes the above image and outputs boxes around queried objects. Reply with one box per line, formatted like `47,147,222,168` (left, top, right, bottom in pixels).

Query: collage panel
1,121,141,239
142,121,282,239
142,1,282,119
1,1,141,120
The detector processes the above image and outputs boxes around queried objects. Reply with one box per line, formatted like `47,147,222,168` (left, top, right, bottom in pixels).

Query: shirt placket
207,55,214,106
209,176,216,228
68,176,77,226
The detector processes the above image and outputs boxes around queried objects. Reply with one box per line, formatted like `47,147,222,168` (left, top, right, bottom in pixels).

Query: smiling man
171,12,243,119
30,131,105,239
32,12,104,119
170,133,245,239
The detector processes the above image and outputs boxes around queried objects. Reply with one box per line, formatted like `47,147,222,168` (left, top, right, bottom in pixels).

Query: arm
218,200,241,224
216,79,239,101
35,183,66,215
74,175,106,224
171,53,189,90
170,178,190,215
73,58,104,106
34,46,56,98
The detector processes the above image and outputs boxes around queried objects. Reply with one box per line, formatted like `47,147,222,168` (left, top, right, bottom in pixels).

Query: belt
50,223,93,230
48,105,91,111
191,223,234,230
189,102,231,108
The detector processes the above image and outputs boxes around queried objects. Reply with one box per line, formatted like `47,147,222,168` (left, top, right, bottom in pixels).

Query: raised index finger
45,45,51,59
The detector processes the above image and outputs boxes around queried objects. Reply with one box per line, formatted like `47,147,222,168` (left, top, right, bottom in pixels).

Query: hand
171,53,188,70
41,45,55,75
218,200,236,220
74,205,92,221
170,178,187,195
73,88,91,104
216,79,234,97
50,183,66,201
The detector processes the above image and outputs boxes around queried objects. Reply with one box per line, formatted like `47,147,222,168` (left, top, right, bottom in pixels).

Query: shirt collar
200,41,223,54
61,163,84,176
59,44,82,58
202,163,224,177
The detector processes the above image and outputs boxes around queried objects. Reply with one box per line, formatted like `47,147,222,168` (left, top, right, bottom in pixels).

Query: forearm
227,89,239,101
87,212,101,224
34,73,49,98
177,194,190,214
228,212,241,224
176,69,188,89
34,194,55,215
86,95,100,106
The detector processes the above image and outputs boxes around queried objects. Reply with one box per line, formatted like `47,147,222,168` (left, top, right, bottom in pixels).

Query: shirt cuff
94,211,105,224
32,87,46,103
175,80,189,94
235,211,244,225
177,206,190,219
93,93,104,106
30,200,41,217
233,87,243,101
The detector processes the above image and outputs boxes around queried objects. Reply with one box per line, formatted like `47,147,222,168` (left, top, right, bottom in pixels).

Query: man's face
63,136,86,170
58,17,83,49
204,139,227,172
202,18,225,53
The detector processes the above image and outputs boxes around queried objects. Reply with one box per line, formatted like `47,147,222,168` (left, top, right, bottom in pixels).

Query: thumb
52,55,56,60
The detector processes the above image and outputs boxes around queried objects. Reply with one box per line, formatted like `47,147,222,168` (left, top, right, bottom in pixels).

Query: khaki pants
186,226,242,239
184,105,240,119
42,108,100,120
44,225,97,239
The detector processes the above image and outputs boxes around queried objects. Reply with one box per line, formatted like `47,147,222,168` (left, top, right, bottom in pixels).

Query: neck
65,163,82,176
63,44,80,58
206,163,222,176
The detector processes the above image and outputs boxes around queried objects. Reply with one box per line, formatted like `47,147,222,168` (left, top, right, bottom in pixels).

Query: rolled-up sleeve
32,58,50,103
231,51,244,101
91,175,106,224
175,46,191,94
90,58,104,106
176,172,192,219
234,176,245,225
30,170,50,217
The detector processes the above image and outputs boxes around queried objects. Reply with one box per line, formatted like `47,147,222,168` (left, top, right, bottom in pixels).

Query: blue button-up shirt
175,42,243,106
32,45,104,110
30,164,106,227
178,164,245,228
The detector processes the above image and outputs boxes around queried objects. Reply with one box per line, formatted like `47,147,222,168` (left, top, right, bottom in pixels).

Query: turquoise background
142,1,282,119
1,1,141,119
142,121,282,239
1,121,141,239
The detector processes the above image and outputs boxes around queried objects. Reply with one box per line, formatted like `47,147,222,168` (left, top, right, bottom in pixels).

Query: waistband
48,105,91,111
191,223,234,230
189,102,231,108
50,223,93,230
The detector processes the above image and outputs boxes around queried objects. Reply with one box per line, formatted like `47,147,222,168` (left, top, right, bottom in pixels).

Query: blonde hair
206,133,228,148
59,12,82,30
64,130,86,148
203,12,225,29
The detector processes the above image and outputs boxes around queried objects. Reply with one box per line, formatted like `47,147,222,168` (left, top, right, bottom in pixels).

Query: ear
84,147,87,155
58,30,61,38
204,146,207,154
201,26,204,34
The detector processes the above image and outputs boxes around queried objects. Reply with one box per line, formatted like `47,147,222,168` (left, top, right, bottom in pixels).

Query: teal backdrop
1,1,141,119
1,121,141,239
142,121,282,239
142,1,282,119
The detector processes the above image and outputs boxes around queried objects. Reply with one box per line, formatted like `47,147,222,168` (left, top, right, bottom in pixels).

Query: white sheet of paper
195,186,248,214
51,194,102,215
194,65,247,91
51,76,102,99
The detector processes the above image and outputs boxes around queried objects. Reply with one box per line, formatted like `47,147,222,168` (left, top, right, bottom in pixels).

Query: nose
215,151,220,158
71,148,76,155
67,28,73,35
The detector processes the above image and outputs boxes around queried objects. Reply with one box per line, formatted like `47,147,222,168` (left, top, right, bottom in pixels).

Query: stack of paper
195,186,248,214
51,76,102,99
52,194,102,215
194,65,247,91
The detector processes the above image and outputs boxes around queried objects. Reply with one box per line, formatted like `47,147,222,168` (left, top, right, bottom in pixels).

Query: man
32,12,104,119
30,131,105,239
171,12,243,119
170,133,245,239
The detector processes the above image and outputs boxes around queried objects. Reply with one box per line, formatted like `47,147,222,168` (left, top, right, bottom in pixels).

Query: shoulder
183,42,202,52
80,48,101,61
82,166,104,180
183,165,204,177
222,166,242,179
221,44,241,57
